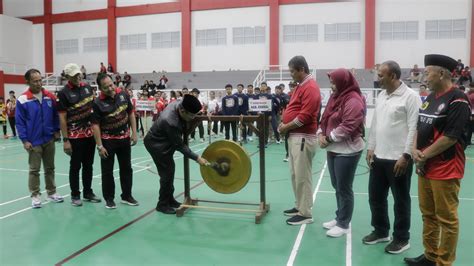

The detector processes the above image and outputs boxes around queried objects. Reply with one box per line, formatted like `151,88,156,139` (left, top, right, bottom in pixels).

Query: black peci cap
181,94,202,114
424,54,458,72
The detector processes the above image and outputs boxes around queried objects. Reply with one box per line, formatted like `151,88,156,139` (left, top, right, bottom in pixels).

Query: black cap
424,54,458,72
191,88,200,94
181,94,202,114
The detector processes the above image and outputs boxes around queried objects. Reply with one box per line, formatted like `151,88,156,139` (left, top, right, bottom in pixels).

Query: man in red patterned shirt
279,56,321,225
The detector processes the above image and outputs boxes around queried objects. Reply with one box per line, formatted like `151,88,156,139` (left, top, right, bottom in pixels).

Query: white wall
4,84,28,98
280,2,364,69
53,20,108,74
192,7,269,71
3,0,43,18
376,0,471,68
117,0,178,7
32,24,45,74
117,12,181,73
52,0,107,14
0,15,33,74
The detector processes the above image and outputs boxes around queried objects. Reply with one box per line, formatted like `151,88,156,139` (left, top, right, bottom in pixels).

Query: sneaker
121,196,139,206
362,232,391,245
156,205,176,214
323,219,337,230
286,215,313,225
404,254,435,266
71,197,83,207
47,193,64,203
31,195,42,208
283,157,289,162
105,199,116,209
385,239,410,254
200,138,205,143
326,226,349,237
248,137,253,142
83,193,102,203
283,207,299,216
276,140,282,144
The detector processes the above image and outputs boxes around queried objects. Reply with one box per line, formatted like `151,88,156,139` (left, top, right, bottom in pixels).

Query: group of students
0,90,17,139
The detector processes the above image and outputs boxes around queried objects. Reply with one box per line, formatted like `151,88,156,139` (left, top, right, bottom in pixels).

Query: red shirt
282,75,321,137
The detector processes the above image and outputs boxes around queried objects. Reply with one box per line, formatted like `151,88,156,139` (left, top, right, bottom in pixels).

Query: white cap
64,63,81,77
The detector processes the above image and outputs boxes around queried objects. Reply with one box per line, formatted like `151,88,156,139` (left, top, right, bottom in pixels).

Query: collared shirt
57,81,94,138
91,88,133,140
368,82,421,160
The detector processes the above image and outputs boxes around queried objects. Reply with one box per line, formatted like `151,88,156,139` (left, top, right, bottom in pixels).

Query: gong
200,140,252,194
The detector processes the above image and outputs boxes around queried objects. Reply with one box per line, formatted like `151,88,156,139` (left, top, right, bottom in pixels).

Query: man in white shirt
363,61,421,254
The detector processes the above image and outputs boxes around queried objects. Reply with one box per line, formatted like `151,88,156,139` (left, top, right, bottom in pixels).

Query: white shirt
207,98,219,114
367,82,421,160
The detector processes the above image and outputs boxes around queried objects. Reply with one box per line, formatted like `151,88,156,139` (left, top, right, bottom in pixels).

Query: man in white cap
404,54,470,266
57,63,101,207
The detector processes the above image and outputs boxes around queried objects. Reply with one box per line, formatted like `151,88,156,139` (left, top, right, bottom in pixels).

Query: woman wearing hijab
318,68,366,238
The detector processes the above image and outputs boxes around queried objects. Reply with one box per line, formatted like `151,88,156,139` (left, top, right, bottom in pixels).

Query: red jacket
282,75,321,137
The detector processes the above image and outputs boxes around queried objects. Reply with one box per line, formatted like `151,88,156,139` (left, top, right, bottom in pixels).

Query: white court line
318,190,474,201
346,224,352,266
287,161,327,266
0,166,151,220
0,141,210,218
0,167,69,177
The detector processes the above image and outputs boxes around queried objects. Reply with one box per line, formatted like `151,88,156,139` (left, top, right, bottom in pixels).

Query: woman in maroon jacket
318,68,366,238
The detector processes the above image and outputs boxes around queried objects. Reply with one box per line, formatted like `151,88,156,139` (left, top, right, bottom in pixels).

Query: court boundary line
54,181,205,266
346,224,352,266
286,160,327,266
318,190,474,201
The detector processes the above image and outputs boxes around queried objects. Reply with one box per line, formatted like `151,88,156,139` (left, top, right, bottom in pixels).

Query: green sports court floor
0,135,473,266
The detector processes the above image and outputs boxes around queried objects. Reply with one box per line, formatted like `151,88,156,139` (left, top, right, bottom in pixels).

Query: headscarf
320,68,363,135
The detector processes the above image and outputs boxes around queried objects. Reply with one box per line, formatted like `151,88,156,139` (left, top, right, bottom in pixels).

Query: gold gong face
200,140,252,194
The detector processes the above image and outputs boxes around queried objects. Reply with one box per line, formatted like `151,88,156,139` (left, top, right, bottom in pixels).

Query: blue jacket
234,92,249,115
16,88,60,147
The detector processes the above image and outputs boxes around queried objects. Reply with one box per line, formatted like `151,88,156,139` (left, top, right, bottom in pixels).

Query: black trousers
69,137,96,197
190,122,204,139
8,117,16,136
144,135,176,208
224,121,237,141
101,138,133,201
368,156,413,241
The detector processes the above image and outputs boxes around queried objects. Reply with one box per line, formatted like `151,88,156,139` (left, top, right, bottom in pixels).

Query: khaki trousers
288,135,317,217
418,176,460,266
28,140,57,196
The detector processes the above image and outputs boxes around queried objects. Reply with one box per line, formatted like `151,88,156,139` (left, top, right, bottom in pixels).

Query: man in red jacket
279,56,321,225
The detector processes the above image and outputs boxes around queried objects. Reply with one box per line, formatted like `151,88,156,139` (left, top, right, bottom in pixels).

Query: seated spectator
141,80,149,91
158,75,168,90
80,65,87,79
454,59,464,77
123,72,131,88
99,62,106,73
115,74,122,86
419,84,430,102
107,63,114,74
458,66,472,85
409,64,422,83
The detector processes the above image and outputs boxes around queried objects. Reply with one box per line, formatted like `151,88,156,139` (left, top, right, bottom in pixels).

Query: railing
43,72,60,86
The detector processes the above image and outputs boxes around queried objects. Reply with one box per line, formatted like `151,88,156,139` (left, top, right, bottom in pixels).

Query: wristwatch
97,145,103,151
402,153,412,160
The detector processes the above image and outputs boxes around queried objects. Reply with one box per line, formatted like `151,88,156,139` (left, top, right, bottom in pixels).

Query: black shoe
83,193,102,203
170,199,182,208
404,254,435,266
121,196,139,206
286,215,313,225
156,205,176,214
362,231,391,245
105,199,116,209
385,239,410,254
283,207,299,216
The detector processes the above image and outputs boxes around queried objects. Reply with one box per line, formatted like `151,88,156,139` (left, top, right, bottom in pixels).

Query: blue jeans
327,151,362,229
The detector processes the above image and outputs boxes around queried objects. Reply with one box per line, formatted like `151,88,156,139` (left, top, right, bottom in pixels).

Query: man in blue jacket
16,69,63,208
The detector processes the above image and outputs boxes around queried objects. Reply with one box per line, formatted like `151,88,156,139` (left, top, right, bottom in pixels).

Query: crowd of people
1,53,473,266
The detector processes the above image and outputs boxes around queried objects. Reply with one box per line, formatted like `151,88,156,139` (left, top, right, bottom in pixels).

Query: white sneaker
31,195,42,208
200,138,205,143
248,137,253,142
323,219,337,230
47,193,64,203
276,140,282,144
326,225,348,237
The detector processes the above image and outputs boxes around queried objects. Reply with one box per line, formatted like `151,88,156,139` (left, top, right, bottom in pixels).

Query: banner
249,99,272,112
135,100,155,111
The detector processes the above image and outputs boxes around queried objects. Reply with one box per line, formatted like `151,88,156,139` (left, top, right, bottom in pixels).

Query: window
196,28,226,46
324,23,360,41
233,26,265,45
83,37,107,52
283,24,318,43
55,39,79,54
426,19,466,39
380,21,418,40
151,31,180,49
120,34,147,50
